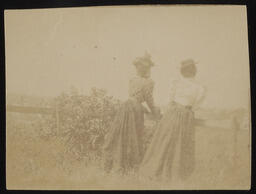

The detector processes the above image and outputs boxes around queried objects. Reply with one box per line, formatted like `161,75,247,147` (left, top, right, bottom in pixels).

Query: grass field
6,111,250,190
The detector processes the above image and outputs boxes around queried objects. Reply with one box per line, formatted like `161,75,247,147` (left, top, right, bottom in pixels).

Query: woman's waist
128,96,144,103
170,100,193,110
172,97,194,108
125,97,143,107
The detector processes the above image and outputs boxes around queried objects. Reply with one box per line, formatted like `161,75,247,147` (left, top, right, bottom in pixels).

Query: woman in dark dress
103,53,157,174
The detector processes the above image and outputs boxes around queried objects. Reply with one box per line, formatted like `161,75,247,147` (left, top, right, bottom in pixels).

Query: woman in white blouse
140,59,206,181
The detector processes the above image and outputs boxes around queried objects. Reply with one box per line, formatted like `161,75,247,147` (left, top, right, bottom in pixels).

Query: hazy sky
5,5,250,109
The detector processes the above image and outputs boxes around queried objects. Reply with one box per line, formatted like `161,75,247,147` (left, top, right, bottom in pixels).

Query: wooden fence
6,104,244,167
6,104,55,114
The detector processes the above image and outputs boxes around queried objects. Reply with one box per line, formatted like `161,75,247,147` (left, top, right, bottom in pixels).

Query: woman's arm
193,86,207,111
142,103,150,113
144,79,156,114
169,79,177,103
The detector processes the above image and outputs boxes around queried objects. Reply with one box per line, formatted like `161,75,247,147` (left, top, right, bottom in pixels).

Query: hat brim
133,61,154,67
181,61,198,67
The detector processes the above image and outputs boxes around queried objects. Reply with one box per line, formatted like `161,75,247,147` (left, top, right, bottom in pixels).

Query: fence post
55,103,60,134
232,115,240,168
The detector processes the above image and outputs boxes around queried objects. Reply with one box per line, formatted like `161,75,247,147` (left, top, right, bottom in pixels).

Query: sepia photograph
5,5,251,190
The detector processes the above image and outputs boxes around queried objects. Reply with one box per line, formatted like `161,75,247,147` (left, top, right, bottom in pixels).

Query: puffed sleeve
144,78,155,113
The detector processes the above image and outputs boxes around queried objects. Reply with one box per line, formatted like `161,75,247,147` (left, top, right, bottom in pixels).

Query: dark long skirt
103,99,145,174
140,102,195,181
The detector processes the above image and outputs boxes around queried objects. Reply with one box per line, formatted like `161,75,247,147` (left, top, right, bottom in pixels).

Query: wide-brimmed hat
133,52,155,68
181,59,198,68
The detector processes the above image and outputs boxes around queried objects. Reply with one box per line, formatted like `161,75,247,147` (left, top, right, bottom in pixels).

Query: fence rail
6,104,240,129
6,105,55,114
6,104,243,168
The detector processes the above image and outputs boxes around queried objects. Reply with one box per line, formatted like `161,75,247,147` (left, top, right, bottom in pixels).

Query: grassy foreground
6,112,250,190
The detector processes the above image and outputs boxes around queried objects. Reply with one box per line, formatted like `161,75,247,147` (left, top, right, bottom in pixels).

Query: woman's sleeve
193,86,206,110
169,79,177,103
144,79,155,113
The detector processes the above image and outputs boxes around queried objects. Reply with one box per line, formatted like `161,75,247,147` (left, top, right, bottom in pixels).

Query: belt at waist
128,97,143,103
171,101,192,110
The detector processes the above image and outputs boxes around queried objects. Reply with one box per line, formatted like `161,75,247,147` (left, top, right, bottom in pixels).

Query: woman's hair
180,63,197,78
133,52,154,78
136,65,150,78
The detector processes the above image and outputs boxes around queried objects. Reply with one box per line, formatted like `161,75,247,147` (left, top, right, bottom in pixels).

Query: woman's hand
142,105,150,114
145,107,162,121
153,107,163,120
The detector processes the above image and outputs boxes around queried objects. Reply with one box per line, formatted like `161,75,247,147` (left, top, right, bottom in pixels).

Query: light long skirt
140,102,195,181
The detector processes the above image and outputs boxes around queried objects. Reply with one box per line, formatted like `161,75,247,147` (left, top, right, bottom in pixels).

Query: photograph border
0,0,255,193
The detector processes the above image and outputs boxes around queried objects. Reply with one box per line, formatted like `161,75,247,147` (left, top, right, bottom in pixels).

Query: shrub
47,87,121,160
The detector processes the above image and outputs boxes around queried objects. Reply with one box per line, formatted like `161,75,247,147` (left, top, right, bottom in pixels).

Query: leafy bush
47,87,121,160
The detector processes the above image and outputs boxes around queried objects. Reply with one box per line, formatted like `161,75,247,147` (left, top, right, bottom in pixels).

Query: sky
5,5,250,109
